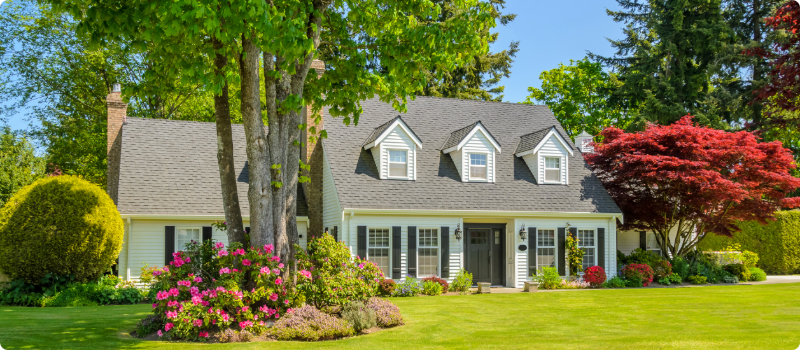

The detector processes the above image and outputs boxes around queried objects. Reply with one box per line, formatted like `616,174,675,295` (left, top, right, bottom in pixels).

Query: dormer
576,130,594,153
363,116,422,180
441,121,501,183
515,126,574,185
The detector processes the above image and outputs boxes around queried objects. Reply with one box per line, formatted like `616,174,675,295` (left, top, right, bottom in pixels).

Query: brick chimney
303,60,325,237
107,84,127,204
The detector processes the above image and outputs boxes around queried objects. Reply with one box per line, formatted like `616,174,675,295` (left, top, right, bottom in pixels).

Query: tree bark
213,39,247,246
240,35,273,248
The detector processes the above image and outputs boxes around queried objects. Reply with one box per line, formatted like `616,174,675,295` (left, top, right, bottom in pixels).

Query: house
108,83,625,288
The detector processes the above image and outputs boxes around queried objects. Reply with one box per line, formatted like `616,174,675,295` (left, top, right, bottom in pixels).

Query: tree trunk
270,67,291,270
213,39,246,246
240,35,273,248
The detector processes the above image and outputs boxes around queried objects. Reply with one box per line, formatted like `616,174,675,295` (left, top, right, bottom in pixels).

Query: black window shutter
392,226,401,279
333,226,338,242
528,227,537,276
557,227,566,276
597,228,605,269
202,226,213,243
440,226,450,279
165,226,175,265
639,231,647,250
407,226,417,277
357,226,367,259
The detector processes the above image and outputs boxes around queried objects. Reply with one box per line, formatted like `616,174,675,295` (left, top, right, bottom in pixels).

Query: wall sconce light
519,224,527,241
454,223,462,241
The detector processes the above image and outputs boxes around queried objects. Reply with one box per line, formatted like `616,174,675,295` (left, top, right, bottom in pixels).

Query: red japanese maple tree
754,1,800,124
585,116,800,257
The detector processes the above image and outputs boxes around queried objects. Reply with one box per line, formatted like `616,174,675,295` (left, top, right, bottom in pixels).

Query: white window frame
543,156,562,184
536,228,557,272
417,227,440,278
175,227,202,251
468,152,489,181
577,229,597,271
367,227,391,277
387,149,409,179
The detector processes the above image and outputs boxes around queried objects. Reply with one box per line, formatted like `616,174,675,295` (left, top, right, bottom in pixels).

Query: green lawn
2,283,800,349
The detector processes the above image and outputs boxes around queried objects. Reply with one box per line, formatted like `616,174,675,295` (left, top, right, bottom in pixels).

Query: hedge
698,211,800,275
0,176,123,283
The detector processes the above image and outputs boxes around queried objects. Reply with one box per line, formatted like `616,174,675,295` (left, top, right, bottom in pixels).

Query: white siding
322,149,344,239
521,153,538,182
450,149,463,179
298,221,308,249
460,131,496,183
617,227,680,256
536,134,569,185
371,126,417,180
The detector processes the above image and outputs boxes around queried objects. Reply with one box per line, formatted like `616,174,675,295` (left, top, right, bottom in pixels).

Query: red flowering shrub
378,279,397,296
622,263,655,287
144,240,306,341
421,276,449,293
295,233,383,309
653,260,672,280
583,266,607,288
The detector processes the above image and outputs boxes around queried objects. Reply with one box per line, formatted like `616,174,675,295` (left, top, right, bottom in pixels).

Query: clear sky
2,0,624,131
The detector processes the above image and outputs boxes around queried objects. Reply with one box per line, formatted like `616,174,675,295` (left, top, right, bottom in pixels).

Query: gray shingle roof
440,121,501,151
117,118,308,216
515,126,556,154
362,115,421,148
323,96,620,213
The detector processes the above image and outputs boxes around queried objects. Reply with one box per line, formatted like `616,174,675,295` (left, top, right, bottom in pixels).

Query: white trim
119,214,309,221
535,227,558,272
442,122,502,154
387,148,410,180
542,156,562,184
577,228,597,269
514,128,574,157
467,152,489,181
126,217,132,280
344,208,621,219
416,226,441,278
366,226,392,277
363,118,423,150
175,226,202,251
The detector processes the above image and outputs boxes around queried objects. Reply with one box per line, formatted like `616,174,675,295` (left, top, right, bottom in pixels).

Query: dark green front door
465,225,505,286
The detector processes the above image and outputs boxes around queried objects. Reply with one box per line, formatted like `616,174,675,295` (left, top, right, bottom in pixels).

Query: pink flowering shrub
295,233,383,309
266,305,354,341
365,297,403,327
143,240,307,341
583,266,607,288
622,263,655,287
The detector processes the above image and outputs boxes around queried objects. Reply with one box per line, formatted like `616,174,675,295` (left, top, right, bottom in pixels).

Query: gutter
343,208,621,219
119,214,309,222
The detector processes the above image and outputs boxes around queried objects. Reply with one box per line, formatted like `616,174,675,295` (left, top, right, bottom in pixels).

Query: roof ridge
411,95,551,108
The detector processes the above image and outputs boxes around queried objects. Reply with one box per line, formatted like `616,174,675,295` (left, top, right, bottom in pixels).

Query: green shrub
532,267,562,290
296,233,382,308
723,263,751,282
393,276,421,297
688,275,707,284
421,280,443,296
268,305,355,341
653,260,673,280
421,276,449,293
749,267,767,282
672,257,691,280
450,269,473,294
133,315,162,338
0,176,123,283
602,276,626,288
625,276,643,287
621,248,663,269
378,279,396,296
698,211,800,274
341,301,377,332
657,272,683,286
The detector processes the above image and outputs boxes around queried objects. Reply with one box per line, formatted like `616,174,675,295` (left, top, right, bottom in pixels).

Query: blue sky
3,0,624,131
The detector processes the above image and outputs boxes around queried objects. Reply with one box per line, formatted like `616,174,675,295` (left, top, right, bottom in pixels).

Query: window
418,228,439,277
544,157,561,183
388,150,407,178
176,228,201,251
368,228,391,276
578,229,596,271
537,229,556,270
469,153,487,180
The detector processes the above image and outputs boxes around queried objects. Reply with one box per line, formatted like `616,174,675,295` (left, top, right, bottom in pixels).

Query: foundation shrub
341,301,377,332
622,264,654,287
749,267,767,281
621,248,662,270
378,279,396,296
450,269,473,294
723,263,751,282
672,257,691,280
583,266,606,287
421,280,443,296
532,267,562,290
688,275,707,284
602,276,626,288
267,305,354,341
295,233,383,309
393,276,420,297
658,273,682,285
365,297,403,327
0,176,123,284
217,329,254,343
421,276,449,293
133,315,162,338
653,260,673,280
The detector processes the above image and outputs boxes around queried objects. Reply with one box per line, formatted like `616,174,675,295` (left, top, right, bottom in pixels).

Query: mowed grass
1,283,800,349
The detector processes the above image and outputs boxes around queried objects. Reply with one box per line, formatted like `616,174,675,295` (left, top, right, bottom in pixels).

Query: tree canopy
585,116,800,257
0,127,45,206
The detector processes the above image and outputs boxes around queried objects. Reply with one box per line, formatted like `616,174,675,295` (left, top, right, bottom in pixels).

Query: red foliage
622,264,655,287
421,276,449,293
585,117,800,250
583,266,607,288
753,1,800,123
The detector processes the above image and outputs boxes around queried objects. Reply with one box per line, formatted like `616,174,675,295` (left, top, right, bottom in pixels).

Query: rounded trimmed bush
0,176,123,283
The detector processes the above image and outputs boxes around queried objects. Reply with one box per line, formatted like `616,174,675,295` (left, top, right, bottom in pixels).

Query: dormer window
469,153,487,180
441,121,501,183
362,116,422,181
515,126,574,185
544,157,561,183
389,150,408,178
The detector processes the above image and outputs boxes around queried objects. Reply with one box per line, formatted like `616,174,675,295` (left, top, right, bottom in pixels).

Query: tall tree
57,0,495,277
754,1,800,124
593,0,733,129
0,127,45,206
419,0,519,101
585,116,800,257
524,57,631,138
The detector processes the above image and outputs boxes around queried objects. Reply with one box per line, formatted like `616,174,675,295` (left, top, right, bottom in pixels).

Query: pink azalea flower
299,270,312,279
152,303,157,309
284,299,289,305
273,268,280,274
358,263,364,269
177,280,191,287
287,308,294,313
218,250,228,257
278,263,284,268
264,244,274,254
164,323,174,332
152,270,162,276
201,301,209,307
169,288,179,297
167,300,179,308
269,293,278,301
166,311,177,319
194,277,202,283
222,314,230,322
199,331,209,338
219,267,231,274
215,242,225,249
193,319,203,327
260,266,270,274
242,259,251,266
157,330,163,337
275,278,283,285
239,321,252,329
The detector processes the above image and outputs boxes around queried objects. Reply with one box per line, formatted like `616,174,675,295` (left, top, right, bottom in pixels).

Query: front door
465,225,505,286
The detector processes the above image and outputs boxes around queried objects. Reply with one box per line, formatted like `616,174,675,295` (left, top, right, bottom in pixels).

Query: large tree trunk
213,39,246,246
240,35,274,248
